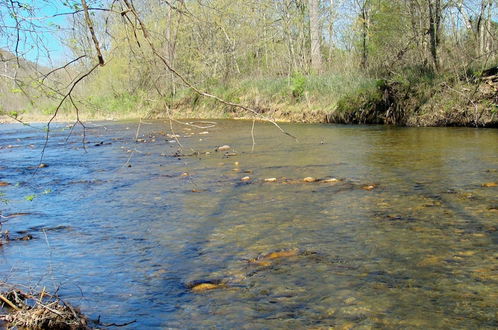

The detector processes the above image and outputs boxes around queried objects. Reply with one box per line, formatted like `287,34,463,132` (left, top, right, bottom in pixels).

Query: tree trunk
427,0,441,71
360,0,369,69
309,0,322,73
327,0,335,64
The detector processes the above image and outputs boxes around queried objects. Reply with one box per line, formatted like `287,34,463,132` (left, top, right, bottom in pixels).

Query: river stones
1,212,31,218
38,163,48,168
482,182,498,187
249,249,301,266
0,181,10,187
417,255,444,267
187,279,226,293
362,184,376,191
17,234,33,241
264,178,277,182
241,176,251,182
279,177,342,184
216,145,231,152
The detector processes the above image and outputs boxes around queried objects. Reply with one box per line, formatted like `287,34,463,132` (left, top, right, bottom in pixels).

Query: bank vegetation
0,0,497,127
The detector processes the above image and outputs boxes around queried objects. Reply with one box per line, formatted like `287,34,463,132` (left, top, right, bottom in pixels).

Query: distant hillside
0,49,49,116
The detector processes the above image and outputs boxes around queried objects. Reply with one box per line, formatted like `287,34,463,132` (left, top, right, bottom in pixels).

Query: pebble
241,176,251,182
303,177,317,182
191,283,221,292
264,178,277,182
217,145,231,151
344,297,357,305
362,184,376,190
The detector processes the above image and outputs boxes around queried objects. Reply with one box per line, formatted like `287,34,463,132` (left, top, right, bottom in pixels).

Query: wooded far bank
1,0,497,127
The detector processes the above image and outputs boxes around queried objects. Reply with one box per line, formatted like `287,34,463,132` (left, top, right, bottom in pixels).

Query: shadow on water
0,121,497,328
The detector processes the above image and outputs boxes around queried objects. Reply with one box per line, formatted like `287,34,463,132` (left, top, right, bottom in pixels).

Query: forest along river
0,120,497,328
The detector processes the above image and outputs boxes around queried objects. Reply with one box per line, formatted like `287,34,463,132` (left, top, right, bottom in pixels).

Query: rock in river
216,145,231,152
187,279,226,293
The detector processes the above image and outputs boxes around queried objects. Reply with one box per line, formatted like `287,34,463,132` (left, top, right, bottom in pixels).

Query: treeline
1,0,498,125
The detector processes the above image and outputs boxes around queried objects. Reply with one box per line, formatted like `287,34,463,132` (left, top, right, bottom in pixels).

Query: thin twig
0,294,20,311
35,64,100,175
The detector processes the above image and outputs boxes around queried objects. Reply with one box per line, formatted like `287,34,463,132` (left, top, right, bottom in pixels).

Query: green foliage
391,66,437,88
335,80,383,115
86,91,146,114
290,72,307,100
41,107,55,115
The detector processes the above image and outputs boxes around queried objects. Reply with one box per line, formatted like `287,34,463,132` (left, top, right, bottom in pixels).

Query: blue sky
1,1,76,67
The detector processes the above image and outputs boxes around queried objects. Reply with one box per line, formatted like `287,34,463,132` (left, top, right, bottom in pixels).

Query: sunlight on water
0,120,497,328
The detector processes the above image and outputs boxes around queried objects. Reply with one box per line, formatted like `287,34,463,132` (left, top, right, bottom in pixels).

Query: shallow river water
0,120,497,328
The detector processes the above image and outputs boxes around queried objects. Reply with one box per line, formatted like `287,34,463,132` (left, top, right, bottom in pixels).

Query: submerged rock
303,177,317,183
248,249,301,266
187,279,226,293
264,178,277,182
482,182,498,187
0,181,10,187
362,184,377,191
241,176,251,182
216,145,231,152
191,283,219,292
417,255,443,267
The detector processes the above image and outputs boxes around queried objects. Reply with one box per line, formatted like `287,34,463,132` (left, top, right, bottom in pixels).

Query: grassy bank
2,70,497,127
156,69,498,127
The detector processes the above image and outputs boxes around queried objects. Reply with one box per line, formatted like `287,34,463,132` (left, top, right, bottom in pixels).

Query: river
0,120,497,328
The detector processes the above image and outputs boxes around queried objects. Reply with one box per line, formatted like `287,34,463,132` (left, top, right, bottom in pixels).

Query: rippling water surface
0,120,497,328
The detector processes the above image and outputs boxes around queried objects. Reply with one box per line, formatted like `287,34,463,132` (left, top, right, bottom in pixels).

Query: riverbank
2,69,497,127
